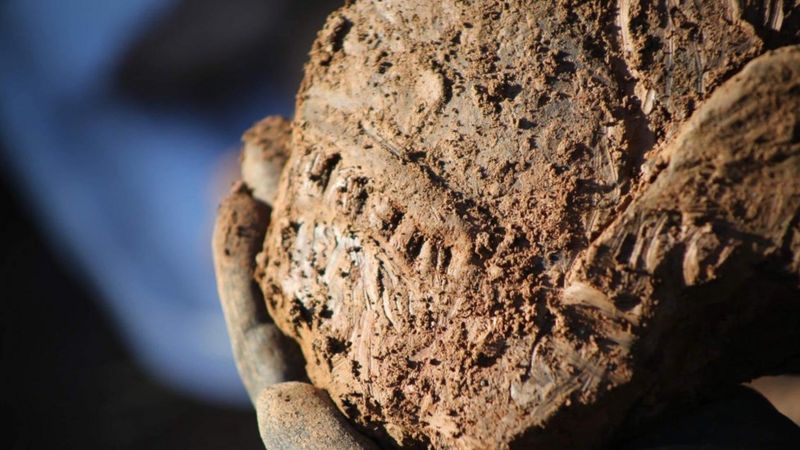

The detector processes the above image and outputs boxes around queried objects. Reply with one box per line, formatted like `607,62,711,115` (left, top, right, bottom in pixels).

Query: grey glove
212,118,378,450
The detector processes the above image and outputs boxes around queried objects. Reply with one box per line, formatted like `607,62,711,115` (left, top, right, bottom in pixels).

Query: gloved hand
211,126,800,450
212,118,378,450
212,45,800,449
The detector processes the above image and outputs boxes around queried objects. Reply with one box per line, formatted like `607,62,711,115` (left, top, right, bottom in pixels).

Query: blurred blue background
0,0,335,447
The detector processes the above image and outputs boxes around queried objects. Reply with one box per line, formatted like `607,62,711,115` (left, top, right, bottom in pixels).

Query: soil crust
253,1,800,448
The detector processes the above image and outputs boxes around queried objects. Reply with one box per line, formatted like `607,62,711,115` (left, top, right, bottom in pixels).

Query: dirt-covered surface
252,1,800,448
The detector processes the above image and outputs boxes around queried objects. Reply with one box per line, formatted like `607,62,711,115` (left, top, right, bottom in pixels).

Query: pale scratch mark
664,0,676,106
562,282,640,326
766,0,785,31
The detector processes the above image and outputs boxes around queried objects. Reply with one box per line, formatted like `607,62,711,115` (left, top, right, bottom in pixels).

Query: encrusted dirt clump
253,1,800,448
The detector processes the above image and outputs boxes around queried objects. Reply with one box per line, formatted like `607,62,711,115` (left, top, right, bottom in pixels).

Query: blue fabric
0,0,291,405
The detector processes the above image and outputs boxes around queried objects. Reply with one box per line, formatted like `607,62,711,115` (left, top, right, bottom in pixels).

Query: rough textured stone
241,1,800,448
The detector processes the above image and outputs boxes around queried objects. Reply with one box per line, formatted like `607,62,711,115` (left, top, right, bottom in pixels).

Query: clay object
253,1,800,448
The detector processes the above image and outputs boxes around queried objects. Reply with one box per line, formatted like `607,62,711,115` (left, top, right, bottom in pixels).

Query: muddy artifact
214,1,800,448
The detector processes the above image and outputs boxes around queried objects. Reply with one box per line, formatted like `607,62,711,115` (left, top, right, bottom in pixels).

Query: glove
213,118,378,450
